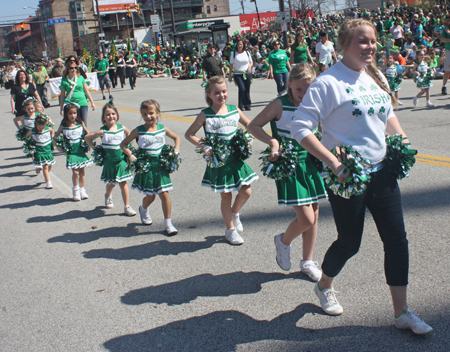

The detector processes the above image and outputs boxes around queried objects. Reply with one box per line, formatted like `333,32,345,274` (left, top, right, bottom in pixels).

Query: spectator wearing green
290,32,316,68
59,61,95,125
94,51,112,100
268,40,291,96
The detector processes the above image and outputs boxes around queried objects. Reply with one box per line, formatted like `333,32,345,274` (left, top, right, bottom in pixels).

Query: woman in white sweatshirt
291,19,432,336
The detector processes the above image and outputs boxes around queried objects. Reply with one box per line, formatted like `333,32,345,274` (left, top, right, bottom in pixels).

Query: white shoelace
405,310,424,323
324,290,339,306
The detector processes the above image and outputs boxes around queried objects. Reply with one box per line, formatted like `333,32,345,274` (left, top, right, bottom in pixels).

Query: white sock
427,100,431,103
164,219,173,227
73,186,79,190
232,212,239,218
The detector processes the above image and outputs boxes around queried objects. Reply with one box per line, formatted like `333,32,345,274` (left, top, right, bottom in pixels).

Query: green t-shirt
291,42,308,64
60,75,88,107
442,28,450,51
94,58,109,76
268,50,289,74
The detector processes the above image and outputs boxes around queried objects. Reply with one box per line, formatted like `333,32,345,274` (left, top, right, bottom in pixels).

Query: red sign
239,12,277,32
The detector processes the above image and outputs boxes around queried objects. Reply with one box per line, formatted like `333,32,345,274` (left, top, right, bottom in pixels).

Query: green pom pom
259,137,302,180
22,137,36,158
385,134,417,180
196,134,231,168
15,127,28,141
159,144,182,173
231,129,253,161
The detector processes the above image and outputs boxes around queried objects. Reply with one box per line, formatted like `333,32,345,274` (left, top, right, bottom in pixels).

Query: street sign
48,17,67,25
150,15,160,24
43,51,47,57
276,12,290,23
152,24,160,33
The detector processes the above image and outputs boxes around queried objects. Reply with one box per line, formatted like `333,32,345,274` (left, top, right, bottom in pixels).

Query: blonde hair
338,19,398,108
140,99,161,122
101,103,120,124
205,76,227,107
287,63,316,102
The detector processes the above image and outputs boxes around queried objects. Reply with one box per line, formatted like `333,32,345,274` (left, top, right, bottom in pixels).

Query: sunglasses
68,59,76,62
274,43,280,45
69,67,77,70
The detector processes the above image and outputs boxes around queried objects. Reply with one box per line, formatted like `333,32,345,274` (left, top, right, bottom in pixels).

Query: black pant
117,68,126,88
108,70,117,88
234,73,252,109
36,83,49,107
322,166,409,286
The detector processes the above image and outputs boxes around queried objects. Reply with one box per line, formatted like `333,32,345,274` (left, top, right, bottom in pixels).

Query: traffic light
20,22,25,31
126,6,131,17
136,3,141,14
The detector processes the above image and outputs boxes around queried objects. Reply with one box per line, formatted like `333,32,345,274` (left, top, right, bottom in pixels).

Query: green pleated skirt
132,157,173,195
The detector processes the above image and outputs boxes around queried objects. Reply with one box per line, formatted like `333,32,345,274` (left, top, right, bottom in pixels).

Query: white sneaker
413,97,418,106
426,102,435,108
165,223,178,236
139,205,152,225
80,187,89,199
105,194,114,208
124,205,137,216
46,181,53,189
314,282,343,316
301,260,322,282
73,187,81,201
225,228,244,245
232,212,243,232
394,308,433,335
397,100,403,106
274,234,291,271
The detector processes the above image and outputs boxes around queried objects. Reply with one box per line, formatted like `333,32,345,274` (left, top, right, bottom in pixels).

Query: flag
109,39,117,68
126,36,132,56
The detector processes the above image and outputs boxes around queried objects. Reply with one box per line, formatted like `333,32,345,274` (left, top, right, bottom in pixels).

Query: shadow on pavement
82,235,223,260
0,184,42,194
121,271,304,306
29,206,111,223
104,303,433,352
0,197,70,209
0,161,32,169
0,170,33,178
48,222,142,244
0,147,23,152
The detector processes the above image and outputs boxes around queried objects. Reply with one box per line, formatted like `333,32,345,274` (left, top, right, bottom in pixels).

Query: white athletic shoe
397,100,403,106
46,181,53,189
232,212,243,232
73,187,81,201
394,309,433,335
80,187,89,199
225,228,244,245
301,260,322,282
139,205,152,225
314,283,343,316
413,97,418,106
105,195,114,208
426,102,435,108
124,205,137,216
274,234,291,271
165,223,178,236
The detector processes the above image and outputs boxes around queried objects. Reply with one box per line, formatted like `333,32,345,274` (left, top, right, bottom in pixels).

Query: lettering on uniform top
66,129,82,138
142,135,164,147
360,92,390,106
105,133,123,143
207,118,238,131
35,133,48,142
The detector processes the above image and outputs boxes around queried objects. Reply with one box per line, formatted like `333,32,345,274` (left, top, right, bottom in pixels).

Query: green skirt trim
131,158,173,195
101,160,133,184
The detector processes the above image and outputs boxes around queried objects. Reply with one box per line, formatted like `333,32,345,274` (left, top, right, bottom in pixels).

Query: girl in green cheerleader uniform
85,103,137,217
54,103,93,201
248,63,327,281
14,98,38,136
185,76,259,245
121,100,181,236
382,55,403,106
24,114,55,189
412,51,435,108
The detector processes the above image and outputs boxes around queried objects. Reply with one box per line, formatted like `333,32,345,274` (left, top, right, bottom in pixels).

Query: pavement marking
98,103,450,169
49,171,73,198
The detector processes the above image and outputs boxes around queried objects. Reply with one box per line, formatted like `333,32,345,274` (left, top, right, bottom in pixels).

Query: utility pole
169,0,176,45
250,0,261,32
94,0,103,52
278,0,287,48
241,0,245,14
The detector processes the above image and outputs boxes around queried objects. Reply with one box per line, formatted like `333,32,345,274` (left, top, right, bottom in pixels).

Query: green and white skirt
202,156,258,193
33,147,55,169
132,157,173,195
66,143,93,169
101,159,132,184
275,155,327,206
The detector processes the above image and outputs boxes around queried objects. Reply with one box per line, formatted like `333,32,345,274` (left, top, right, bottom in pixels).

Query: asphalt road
1,75,449,352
